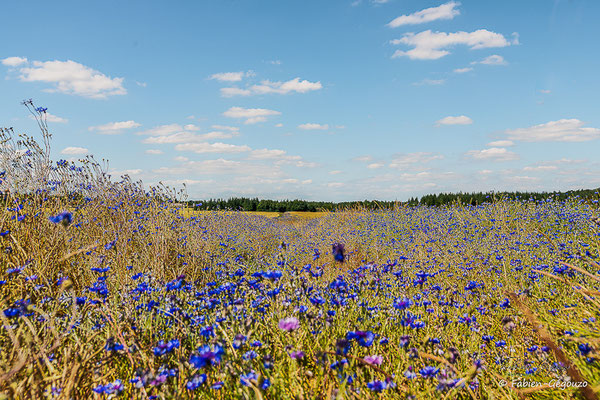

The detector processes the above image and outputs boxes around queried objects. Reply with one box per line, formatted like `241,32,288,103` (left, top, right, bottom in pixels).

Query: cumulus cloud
487,140,514,147
61,146,88,155
472,54,507,65
174,142,251,154
220,87,252,97
391,29,512,60
453,67,473,73
465,147,518,161
12,59,126,98
523,165,558,172
89,120,140,135
145,149,163,155
388,1,460,28
29,112,68,123
367,163,384,169
412,78,445,86
1,57,28,67
223,107,281,124
222,77,322,97
389,152,443,168
505,119,600,142
436,115,473,125
298,123,329,130
209,71,249,82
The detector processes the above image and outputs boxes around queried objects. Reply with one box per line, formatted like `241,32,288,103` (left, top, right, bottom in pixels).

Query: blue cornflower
240,371,258,386
393,297,412,310
419,366,440,378
346,330,375,347
189,344,224,368
186,374,207,390
48,211,72,227
153,339,180,356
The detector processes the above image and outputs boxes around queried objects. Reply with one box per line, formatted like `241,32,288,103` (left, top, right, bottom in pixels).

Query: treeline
187,198,394,212
188,188,599,211
410,188,599,207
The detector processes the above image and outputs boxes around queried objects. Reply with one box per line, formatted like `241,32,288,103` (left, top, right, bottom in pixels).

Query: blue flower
190,344,224,368
48,211,72,226
186,374,207,390
419,366,440,378
240,371,258,386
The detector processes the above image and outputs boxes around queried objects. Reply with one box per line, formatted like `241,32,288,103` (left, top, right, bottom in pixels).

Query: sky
1,0,600,201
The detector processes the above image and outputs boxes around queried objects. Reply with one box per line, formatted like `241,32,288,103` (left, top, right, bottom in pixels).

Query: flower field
1,106,599,399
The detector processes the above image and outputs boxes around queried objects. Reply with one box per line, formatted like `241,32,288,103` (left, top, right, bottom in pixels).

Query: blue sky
2,0,599,201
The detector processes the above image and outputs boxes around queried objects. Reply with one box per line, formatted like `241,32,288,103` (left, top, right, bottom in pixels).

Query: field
0,106,599,399
1,190,599,399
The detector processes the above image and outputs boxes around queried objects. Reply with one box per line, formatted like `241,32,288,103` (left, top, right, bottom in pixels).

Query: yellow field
180,208,328,219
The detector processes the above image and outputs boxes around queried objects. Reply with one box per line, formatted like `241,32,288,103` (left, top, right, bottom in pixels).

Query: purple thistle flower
278,317,300,332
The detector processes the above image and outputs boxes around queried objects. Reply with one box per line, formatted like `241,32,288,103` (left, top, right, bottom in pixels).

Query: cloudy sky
2,0,599,201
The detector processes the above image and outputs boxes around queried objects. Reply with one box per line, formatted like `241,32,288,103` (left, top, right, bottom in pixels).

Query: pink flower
278,317,300,332
364,355,383,366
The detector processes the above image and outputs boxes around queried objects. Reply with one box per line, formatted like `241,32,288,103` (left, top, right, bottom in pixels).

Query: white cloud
174,142,251,154
248,149,288,159
505,119,600,142
388,1,460,28
210,71,249,82
145,149,163,155
465,147,518,161
222,77,322,97
523,165,558,172
183,124,200,131
487,140,514,147
413,78,445,86
143,130,238,144
61,146,88,155
29,112,68,123
275,123,284,128
453,67,473,73
298,123,329,130
353,155,373,162
212,125,239,132
2,57,28,67
89,120,141,135
111,169,142,176
367,163,384,169
539,89,551,94
15,59,126,98
436,115,473,125
135,81,147,87
223,107,281,124
174,156,189,162
251,77,322,94
391,29,512,60
329,170,342,175
137,123,201,137
301,179,312,184
472,54,507,65
221,87,252,97
327,182,344,188
389,152,443,168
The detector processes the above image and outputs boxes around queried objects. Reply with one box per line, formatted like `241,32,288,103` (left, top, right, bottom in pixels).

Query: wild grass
0,104,599,399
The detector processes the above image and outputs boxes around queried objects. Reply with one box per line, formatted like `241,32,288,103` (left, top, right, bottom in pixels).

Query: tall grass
0,103,598,399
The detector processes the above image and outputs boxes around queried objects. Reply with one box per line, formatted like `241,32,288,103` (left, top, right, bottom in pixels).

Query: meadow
1,105,599,399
